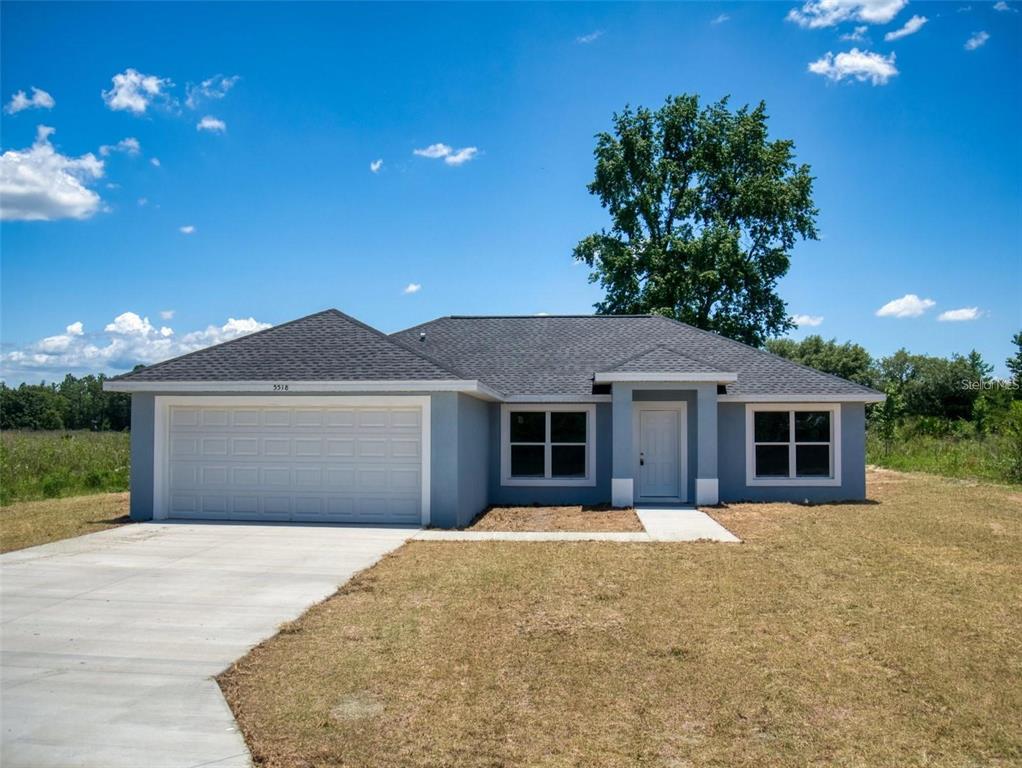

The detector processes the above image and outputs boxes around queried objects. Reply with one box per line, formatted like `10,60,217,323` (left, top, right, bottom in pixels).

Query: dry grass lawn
0,492,130,553
469,504,644,532
219,469,1022,767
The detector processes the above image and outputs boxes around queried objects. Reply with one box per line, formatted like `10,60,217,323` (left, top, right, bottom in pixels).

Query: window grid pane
753,409,834,480
507,409,590,482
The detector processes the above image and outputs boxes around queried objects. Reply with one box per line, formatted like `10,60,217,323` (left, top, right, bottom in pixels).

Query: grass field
220,468,1022,768
867,431,1019,485
0,430,130,506
0,492,130,553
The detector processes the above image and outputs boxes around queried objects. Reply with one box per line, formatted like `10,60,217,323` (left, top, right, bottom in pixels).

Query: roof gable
114,309,463,382
602,344,725,374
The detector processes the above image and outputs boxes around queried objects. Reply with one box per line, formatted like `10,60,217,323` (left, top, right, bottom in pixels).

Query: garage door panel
263,410,291,428
201,438,228,456
325,409,355,427
231,437,259,456
294,438,323,456
166,403,424,524
326,438,355,457
358,439,387,458
201,466,229,486
232,409,261,427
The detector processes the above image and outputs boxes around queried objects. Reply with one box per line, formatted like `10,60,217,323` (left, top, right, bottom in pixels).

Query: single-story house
105,309,884,528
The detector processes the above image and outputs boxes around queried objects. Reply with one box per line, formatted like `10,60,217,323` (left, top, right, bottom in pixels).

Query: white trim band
106,379,501,400
594,372,737,384
721,393,884,403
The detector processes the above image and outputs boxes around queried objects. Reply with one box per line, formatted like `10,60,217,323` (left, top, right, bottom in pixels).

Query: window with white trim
501,404,596,486
745,404,841,486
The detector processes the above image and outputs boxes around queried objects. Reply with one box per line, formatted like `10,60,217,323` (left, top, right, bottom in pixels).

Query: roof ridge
655,316,883,395
327,309,473,381
108,308,341,381
446,314,654,319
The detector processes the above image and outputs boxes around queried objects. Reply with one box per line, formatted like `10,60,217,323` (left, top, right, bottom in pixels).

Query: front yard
219,468,1022,767
0,492,130,553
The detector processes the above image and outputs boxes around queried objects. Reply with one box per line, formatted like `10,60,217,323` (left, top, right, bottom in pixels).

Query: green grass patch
867,429,1020,485
0,430,130,506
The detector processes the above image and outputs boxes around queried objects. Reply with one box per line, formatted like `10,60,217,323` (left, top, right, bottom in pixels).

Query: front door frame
632,401,688,503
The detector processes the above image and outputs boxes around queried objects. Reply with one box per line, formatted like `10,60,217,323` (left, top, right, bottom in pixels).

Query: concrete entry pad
0,521,417,768
636,507,740,542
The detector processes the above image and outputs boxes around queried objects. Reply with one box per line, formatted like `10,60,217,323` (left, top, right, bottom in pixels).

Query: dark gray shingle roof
113,309,463,382
391,315,882,399
601,344,726,374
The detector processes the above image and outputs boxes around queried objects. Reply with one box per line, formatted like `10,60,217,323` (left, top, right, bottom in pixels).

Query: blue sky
1,1,1019,383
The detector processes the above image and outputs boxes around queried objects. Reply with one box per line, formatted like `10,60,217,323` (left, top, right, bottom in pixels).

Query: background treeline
767,332,1022,483
0,374,131,431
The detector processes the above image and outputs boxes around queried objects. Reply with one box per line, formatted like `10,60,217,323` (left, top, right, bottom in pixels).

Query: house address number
273,383,289,391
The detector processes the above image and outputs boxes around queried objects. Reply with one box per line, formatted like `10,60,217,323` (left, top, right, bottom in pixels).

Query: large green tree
765,335,875,386
574,94,818,346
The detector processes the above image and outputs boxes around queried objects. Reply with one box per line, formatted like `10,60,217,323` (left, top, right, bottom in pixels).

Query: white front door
636,404,687,501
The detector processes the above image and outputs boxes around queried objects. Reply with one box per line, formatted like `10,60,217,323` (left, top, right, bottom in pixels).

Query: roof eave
593,371,738,384
718,393,886,403
103,378,503,400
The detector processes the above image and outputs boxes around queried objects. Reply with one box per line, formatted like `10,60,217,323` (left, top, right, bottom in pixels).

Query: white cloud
403,283,422,294
370,159,383,173
160,309,175,320
5,87,55,114
788,0,907,28
185,75,240,109
150,157,161,167
0,125,104,221
179,225,195,234
137,197,148,207
444,147,478,166
792,314,825,327
841,25,869,40
884,14,928,41
964,31,990,50
808,48,898,85
2,313,271,380
99,137,141,157
413,143,479,166
876,293,936,318
938,307,981,322
414,143,452,159
711,13,730,24
196,115,226,133
576,30,604,44
993,1,1016,11
102,68,172,114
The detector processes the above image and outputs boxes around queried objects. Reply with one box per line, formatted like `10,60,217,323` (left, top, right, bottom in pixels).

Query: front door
638,408,681,499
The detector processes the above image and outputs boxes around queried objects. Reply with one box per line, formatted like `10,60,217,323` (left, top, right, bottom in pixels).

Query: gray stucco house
105,309,884,528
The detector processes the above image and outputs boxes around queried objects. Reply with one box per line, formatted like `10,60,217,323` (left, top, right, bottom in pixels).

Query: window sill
747,476,841,487
500,476,597,488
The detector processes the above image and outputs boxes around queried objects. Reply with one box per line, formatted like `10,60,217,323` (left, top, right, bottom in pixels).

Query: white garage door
164,401,424,524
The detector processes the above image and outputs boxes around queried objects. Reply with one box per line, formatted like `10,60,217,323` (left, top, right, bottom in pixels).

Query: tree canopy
574,94,818,346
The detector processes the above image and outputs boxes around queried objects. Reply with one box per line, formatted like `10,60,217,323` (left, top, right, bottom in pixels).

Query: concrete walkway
0,521,417,768
635,507,741,542
414,509,739,542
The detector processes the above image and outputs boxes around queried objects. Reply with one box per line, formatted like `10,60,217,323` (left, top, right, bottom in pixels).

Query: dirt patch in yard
219,469,1022,767
468,504,644,532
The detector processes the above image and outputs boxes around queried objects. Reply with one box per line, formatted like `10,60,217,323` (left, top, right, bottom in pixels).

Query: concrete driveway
0,521,417,768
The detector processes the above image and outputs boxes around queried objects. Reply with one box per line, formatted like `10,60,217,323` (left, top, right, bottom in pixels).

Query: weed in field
0,431,130,505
